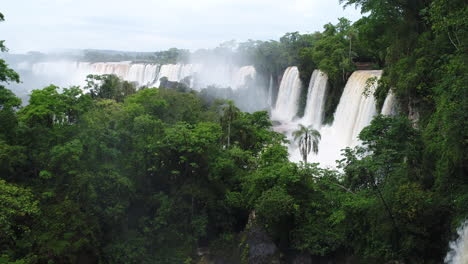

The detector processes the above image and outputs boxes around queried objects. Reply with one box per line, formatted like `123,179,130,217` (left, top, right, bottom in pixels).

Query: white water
30,61,160,87
24,61,384,168
271,67,302,122
381,90,397,115
272,69,328,163
267,75,274,107
154,64,187,87
313,70,382,166
446,221,468,264
302,70,328,129
26,61,258,91
232,65,256,89
282,70,382,166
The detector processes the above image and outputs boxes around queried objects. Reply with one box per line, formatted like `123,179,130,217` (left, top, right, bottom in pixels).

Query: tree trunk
227,121,231,148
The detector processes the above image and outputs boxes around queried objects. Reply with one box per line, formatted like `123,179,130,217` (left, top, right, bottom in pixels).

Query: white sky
1,0,362,53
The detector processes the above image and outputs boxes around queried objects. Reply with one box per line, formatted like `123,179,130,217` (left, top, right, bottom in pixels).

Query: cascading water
302,70,328,129
267,75,274,107
445,221,468,264
381,90,397,116
154,64,182,86
21,60,388,167
27,60,259,92
271,66,302,122
127,64,146,84
30,61,161,87
303,70,382,166
277,69,328,163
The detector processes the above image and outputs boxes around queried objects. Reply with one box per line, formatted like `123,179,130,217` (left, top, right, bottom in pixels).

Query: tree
0,12,20,86
293,124,321,163
85,74,136,102
219,101,240,148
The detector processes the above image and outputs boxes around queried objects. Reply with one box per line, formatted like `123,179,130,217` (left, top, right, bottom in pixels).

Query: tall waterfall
272,67,302,122
267,75,274,107
309,70,382,166
445,221,468,264
381,90,397,115
301,70,328,129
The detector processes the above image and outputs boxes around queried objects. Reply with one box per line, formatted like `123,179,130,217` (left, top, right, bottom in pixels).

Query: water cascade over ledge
314,70,382,167
302,70,328,129
25,61,385,169
381,90,397,116
445,221,468,264
271,66,302,122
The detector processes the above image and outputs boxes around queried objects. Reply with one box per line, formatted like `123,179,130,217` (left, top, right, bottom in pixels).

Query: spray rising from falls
445,221,468,264
28,61,257,91
22,60,265,111
30,61,161,87
272,67,302,122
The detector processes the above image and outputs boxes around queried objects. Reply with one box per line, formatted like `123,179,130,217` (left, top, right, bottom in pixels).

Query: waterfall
32,61,80,77
24,60,266,111
27,61,259,91
142,64,160,86
267,75,274,107
30,61,161,87
381,90,396,115
271,67,302,122
313,70,382,167
301,70,328,129
127,64,146,84
445,221,468,264
154,64,198,87
155,64,180,86
231,66,256,89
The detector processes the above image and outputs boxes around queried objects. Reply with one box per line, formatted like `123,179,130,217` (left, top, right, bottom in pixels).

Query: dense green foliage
1,0,467,263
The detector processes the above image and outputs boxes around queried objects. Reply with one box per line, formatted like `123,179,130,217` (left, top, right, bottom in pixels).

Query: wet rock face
292,253,312,264
243,225,280,264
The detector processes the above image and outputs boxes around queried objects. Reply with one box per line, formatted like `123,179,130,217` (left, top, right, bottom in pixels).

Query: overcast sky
2,0,362,53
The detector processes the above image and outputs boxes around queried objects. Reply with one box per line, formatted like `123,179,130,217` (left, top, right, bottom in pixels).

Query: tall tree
219,100,240,148
293,124,321,163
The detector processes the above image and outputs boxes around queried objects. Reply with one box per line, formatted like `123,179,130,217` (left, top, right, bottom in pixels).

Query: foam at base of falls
445,221,468,264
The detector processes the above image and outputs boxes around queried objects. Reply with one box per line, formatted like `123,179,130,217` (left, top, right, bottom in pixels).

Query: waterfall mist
2,50,269,112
